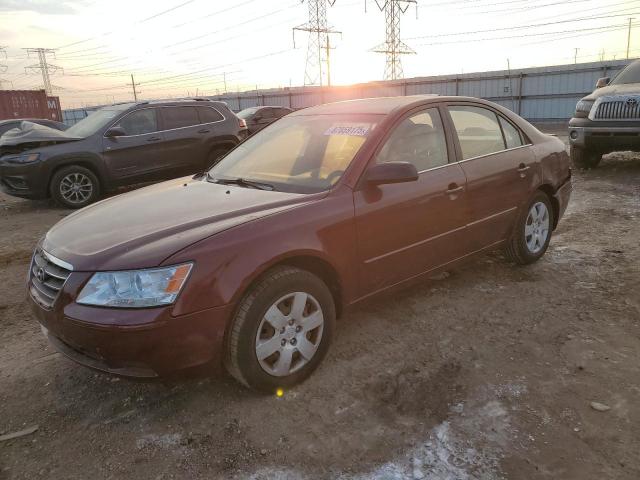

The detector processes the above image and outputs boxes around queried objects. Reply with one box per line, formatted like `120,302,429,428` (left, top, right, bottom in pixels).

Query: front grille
594,98,640,120
29,249,72,309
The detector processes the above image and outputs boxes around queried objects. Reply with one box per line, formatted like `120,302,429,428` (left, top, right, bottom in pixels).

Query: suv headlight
77,263,193,308
574,99,595,118
4,153,40,164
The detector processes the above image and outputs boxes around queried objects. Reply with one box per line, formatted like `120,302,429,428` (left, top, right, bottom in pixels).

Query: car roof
138,98,229,108
290,95,504,116
290,95,442,116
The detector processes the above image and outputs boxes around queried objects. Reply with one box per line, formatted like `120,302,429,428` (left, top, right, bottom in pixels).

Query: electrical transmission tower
371,0,417,81
0,46,10,89
293,0,341,87
23,48,62,95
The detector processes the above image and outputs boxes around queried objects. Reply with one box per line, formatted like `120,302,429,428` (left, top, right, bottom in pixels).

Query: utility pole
326,36,334,86
129,73,140,102
0,46,9,89
293,0,341,87
371,0,417,81
23,48,61,95
627,18,635,59
223,72,228,94
574,48,578,64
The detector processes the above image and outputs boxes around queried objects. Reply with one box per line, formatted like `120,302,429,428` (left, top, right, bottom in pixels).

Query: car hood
583,83,640,100
0,121,80,149
43,176,318,271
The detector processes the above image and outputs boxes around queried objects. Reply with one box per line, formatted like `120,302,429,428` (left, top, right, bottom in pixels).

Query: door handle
517,163,530,177
147,136,161,142
445,185,464,195
197,129,210,134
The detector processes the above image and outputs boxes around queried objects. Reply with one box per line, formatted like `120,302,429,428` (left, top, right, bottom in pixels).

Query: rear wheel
570,145,601,169
224,266,335,392
505,191,554,265
50,165,100,209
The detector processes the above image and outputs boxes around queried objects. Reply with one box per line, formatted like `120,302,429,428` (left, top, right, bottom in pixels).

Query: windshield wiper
209,176,274,191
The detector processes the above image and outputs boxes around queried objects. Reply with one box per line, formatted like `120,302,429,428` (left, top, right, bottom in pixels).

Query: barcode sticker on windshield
324,126,370,137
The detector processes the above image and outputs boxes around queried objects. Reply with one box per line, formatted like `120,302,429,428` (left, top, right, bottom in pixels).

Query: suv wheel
50,165,100,209
570,145,601,169
224,266,335,392
505,191,555,265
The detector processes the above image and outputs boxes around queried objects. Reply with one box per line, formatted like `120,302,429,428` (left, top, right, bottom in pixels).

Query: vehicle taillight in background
238,118,247,129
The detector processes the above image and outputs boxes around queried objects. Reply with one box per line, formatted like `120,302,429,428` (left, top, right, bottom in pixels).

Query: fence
207,59,634,121
61,59,635,125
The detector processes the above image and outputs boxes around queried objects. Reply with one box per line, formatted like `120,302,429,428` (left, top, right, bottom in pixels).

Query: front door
354,106,470,297
101,107,168,182
446,104,537,250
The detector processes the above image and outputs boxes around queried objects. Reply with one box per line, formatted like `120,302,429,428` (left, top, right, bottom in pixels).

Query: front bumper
0,160,49,199
568,123,640,151
30,287,233,378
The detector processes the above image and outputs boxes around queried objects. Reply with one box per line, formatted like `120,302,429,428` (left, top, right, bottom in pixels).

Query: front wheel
504,191,555,265
224,266,335,392
570,145,601,169
50,165,100,209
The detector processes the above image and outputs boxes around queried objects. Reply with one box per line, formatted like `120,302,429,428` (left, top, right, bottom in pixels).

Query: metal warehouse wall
208,59,635,121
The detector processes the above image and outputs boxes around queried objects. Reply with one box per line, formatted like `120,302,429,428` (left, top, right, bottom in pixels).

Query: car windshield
236,107,260,119
65,105,132,137
208,114,380,193
611,61,640,85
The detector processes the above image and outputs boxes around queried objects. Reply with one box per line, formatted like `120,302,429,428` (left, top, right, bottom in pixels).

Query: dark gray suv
0,99,246,208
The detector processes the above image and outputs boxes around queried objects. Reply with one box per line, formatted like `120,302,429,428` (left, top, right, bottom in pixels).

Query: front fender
164,187,357,317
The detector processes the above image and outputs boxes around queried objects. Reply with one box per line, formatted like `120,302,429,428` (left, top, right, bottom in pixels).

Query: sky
0,0,638,108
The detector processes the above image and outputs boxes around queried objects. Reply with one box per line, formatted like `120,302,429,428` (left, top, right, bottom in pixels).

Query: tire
50,165,100,209
206,145,231,170
505,191,555,265
570,145,601,169
224,266,336,392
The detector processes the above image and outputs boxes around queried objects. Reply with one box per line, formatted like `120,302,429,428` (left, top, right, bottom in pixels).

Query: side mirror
595,77,610,88
104,127,126,138
365,162,419,186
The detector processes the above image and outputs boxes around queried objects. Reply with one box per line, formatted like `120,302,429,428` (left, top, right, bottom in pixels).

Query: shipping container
0,90,63,122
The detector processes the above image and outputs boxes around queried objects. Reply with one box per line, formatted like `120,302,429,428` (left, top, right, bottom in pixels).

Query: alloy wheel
255,291,324,377
525,201,550,254
59,172,93,205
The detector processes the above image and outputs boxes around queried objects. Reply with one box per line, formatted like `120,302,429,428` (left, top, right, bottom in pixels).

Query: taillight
238,118,247,128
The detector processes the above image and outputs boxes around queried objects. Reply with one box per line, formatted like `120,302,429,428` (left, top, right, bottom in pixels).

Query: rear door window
113,108,158,136
448,106,506,160
162,106,200,129
499,116,524,149
198,107,224,124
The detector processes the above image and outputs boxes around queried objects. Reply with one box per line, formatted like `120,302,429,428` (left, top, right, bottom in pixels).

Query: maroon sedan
29,96,571,391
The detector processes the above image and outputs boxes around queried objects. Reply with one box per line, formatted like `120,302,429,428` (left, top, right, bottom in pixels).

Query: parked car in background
30,95,571,391
0,99,245,208
569,59,640,168
237,106,293,135
0,118,67,137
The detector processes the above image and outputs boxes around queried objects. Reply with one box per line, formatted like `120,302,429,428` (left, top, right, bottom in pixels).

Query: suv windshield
208,114,380,193
611,61,640,85
65,104,133,137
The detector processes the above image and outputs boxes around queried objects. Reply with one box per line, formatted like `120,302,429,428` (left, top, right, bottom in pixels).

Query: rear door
159,106,205,178
354,106,470,297
101,108,167,182
445,103,537,250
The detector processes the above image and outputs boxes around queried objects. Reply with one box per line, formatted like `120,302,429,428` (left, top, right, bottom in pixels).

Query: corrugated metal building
208,59,634,121
0,90,63,122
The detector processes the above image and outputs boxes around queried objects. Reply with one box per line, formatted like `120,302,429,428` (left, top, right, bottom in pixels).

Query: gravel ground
0,145,638,480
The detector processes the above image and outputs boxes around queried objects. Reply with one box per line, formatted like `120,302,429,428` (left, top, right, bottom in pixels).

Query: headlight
574,99,595,118
77,263,193,308
4,153,40,164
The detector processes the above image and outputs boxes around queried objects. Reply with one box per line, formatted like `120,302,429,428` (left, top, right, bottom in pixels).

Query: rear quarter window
198,107,224,124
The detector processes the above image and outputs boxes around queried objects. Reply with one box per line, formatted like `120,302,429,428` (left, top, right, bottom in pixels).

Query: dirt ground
0,142,639,480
